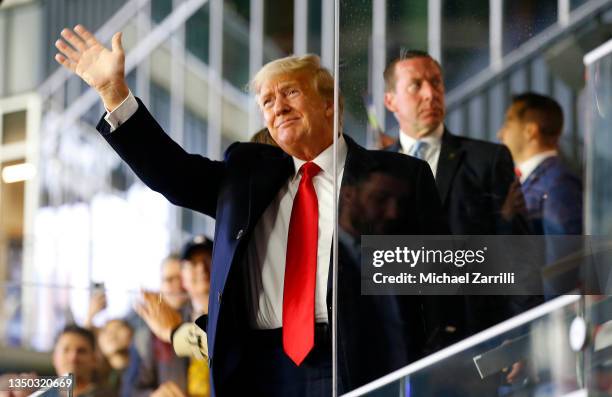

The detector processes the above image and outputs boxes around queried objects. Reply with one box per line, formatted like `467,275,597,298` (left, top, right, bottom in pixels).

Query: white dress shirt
104,91,138,130
245,136,347,329
105,92,348,331
398,123,444,178
517,150,558,183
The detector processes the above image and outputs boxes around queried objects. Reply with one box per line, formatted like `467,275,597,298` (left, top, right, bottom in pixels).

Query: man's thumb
112,32,124,53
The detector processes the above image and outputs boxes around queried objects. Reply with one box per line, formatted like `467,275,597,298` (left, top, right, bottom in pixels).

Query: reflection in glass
585,45,612,235
442,0,489,90
503,0,557,55
352,296,593,397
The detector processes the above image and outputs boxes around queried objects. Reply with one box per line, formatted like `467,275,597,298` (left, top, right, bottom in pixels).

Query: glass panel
570,0,589,10
338,2,372,146
387,1,428,51
442,0,490,90
308,0,324,55
585,295,612,394
584,43,612,235
263,0,293,61
503,1,557,55
2,111,27,144
348,296,587,396
336,0,607,395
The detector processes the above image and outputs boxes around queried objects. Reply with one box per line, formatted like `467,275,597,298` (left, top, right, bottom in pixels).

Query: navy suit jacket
97,99,448,395
521,156,582,236
521,156,583,296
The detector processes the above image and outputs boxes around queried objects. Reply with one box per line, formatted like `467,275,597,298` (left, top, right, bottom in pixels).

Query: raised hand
84,290,107,329
134,291,183,343
54,25,129,111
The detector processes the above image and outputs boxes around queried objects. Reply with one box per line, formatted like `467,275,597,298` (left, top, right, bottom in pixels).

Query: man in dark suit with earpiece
383,50,532,347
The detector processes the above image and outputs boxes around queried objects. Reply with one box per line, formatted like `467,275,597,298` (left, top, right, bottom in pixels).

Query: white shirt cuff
172,322,209,361
103,91,138,131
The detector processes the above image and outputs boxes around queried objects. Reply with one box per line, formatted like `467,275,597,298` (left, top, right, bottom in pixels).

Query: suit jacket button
236,229,244,240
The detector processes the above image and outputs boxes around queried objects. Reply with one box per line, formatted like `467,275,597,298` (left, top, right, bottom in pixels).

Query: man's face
52,333,96,382
181,250,211,298
497,104,528,160
384,57,445,138
161,259,187,310
347,172,410,235
258,72,334,160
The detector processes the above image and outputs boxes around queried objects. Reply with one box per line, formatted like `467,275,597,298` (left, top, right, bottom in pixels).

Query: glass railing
341,35,612,397
584,38,612,236
343,294,612,397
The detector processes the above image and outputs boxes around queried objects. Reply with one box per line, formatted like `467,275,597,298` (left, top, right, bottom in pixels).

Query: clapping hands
134,291,183,343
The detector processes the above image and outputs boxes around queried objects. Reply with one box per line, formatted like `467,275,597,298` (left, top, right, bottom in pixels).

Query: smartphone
91,281,105,295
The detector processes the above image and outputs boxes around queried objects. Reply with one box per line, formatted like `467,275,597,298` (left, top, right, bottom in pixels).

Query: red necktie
514,167,522,179
283,161,321,366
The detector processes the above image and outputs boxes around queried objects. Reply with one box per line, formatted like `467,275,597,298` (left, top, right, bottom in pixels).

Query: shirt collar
292,134,348,180
399,123,444,154
517,150,558,183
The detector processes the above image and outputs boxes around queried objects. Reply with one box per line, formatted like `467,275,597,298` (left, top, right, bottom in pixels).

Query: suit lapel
436,129,464,205
341,135,380,191
522,156,557,192
327,136,380,298
245,146,294,233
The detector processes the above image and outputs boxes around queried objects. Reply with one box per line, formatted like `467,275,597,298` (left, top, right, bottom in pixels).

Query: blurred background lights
2,162,36,183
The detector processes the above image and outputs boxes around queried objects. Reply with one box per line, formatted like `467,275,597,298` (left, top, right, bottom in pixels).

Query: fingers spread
55,39,80,62
74,24,99,47
133,301,151,321
143,291,164,310
111,32,124,54
54,54,76,72
61,28,87,52
136,291,160,318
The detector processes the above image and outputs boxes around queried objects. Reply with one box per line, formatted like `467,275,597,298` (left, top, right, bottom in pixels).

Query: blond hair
249,54,343,129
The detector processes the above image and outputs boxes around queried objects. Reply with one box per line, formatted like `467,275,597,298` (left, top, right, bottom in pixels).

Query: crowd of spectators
0,236,214,397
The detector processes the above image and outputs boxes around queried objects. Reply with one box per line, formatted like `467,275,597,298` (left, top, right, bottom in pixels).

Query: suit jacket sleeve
96,98,225,218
